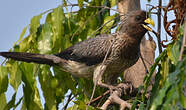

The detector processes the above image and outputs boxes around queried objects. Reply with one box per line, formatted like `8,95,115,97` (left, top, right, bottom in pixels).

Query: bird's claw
108,85,119,94
117,83,133,94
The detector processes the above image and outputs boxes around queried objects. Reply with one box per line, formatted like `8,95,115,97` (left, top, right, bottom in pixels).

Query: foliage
139,30,186,110
0,0,119,109
0,0,185,109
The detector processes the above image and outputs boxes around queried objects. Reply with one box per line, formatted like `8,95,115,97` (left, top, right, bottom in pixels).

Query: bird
0,10,154,89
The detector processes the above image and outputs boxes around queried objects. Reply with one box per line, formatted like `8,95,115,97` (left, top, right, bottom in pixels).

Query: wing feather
56,34,114,66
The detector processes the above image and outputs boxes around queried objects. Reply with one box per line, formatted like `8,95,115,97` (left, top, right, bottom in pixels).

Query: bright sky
0,0,61,51
0,0,170,109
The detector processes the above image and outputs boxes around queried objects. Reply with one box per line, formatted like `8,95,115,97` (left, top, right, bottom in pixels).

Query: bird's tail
0,52,65,66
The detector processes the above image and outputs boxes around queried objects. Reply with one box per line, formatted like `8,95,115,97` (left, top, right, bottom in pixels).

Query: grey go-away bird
0,10,154,89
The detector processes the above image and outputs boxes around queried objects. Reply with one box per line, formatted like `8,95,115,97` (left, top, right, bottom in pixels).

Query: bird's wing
56,34,114,66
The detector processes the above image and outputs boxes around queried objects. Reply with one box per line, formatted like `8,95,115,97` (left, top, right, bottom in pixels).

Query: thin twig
65,3,122,41
140,52,149,74
90,15,120,37
1,59,7,66
63,93,73,110
157,0,162,53
65,4,120,13
71,8,106,41
103,19,121,34
88,90,110,104
179,16,186,61
86,5,119,13
150,29,163,53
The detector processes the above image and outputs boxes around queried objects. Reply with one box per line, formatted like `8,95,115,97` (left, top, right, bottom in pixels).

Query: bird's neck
118,33,142,61
128,31,146,43
119,25,147,43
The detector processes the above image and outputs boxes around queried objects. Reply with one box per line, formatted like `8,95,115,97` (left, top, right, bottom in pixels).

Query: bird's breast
104,35,141,74
59,60,96,78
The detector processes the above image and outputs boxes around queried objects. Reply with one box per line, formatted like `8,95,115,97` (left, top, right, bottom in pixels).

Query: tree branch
100,83,133,110
179,13,186,61
65,4,120,13
157,0,162,53
63,93,73,110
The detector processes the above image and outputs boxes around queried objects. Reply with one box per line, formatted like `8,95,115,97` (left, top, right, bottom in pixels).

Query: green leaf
73,100,87,109
101,15,116,33
7,62,22,91
50,6,65,52
29,15,42,37
0,93,7,110
18,36,30,52
78,0,84,8
13,26,28,47
0,66,8,94
21,98,27,110
139,102,144,110
37,23,53,54
150,64,181,110
178,58,186,108
20,63,35,89
53,66,76,95
88,17,99,30
63,0,67,6
38,65,57,110
160,56,169,84
167,42,180,65
146,71,161,109
66,104,78,110
21,63,42,110
109,0,116,7
162,85,178,109
17,14,42,52
143,50,167,101
50,78,59,89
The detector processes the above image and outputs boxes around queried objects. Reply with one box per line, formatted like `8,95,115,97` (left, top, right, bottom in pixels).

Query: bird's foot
117,82,133,94
97,81,134,95
97,81,119,93
107,85,119,94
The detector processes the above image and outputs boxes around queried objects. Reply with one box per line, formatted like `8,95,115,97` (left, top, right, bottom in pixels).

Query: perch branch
101,83,133,110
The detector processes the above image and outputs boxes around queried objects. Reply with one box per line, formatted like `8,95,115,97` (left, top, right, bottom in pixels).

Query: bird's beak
144,18,155,27
142,18,155,32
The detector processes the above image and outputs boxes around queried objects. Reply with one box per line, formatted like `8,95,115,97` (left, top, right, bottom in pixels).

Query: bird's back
56,34,115,66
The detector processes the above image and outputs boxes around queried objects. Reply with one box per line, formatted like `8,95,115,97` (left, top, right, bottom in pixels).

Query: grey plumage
0,52,63,65
56,34,113,66
0,10,152,86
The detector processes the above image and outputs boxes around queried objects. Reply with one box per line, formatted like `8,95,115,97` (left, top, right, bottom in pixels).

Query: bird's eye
135,15,141,21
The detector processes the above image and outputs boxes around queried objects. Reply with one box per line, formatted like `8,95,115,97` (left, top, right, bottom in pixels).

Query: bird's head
119,10,154,39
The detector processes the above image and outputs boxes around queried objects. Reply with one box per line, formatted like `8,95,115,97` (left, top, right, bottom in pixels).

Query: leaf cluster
132,27,186,110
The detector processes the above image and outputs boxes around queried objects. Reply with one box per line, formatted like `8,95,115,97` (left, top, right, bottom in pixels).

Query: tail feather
0,52,65,66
